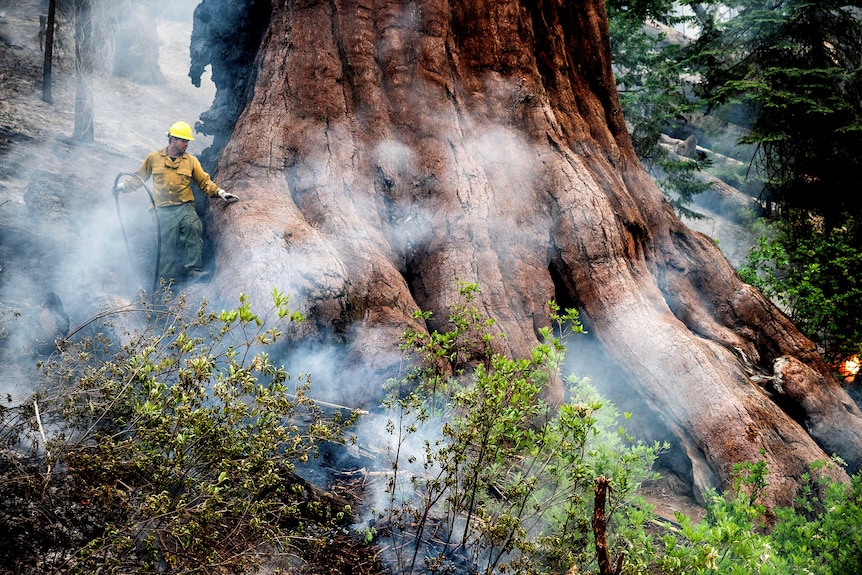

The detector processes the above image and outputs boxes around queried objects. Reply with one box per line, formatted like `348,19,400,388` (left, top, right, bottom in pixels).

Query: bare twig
287,394,369,415
33,399,54,491
64,305,157,339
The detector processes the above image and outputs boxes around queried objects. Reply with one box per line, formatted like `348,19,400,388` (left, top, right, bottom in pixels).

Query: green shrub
739,215,862,364
641,458,862,575
378,282,667,574
770,462,862,575
375,283,862,575
11,289,357,574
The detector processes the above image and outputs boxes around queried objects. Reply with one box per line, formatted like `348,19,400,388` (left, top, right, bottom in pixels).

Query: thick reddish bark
197,0,862,507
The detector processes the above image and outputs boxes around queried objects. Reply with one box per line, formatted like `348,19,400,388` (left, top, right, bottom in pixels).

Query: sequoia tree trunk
194,0,862,508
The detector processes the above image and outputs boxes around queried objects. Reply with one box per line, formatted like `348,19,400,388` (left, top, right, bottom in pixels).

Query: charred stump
593,476,623,575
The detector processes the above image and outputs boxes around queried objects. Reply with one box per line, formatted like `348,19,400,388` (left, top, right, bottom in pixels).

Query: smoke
275,324,405,411
463,124,549,236
348,401,448,518
655,127,763,268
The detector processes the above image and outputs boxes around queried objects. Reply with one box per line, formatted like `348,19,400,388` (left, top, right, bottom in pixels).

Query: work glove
218,189,239,203
114,181,131,195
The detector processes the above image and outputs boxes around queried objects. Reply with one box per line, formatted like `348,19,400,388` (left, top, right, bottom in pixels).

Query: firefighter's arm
116,155,154,193
192,157,238,203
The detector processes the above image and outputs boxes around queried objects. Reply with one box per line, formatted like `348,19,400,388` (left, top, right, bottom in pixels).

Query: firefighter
115,121,238,283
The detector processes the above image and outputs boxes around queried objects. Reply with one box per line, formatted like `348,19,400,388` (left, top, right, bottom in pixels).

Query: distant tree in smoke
41,0,58,104
60,0,166,142
72,0,94,142
112,0,166,85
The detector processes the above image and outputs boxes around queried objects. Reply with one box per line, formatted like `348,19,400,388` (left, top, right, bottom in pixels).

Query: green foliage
770,466,862,575
678,0,862,373
9,282,862,574
610,1,862,358
686,0,862,226
657,152,715,220
608,1,713,217
608,4,689,165
739,215,862,363
619,458,776,574
377,282,862,575
710,160,763,198
654,489,781,574
23,289,355,574
380,282,666,574
632,458,862,575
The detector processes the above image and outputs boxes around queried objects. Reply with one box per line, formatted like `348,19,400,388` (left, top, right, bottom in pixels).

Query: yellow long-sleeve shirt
127,148,221,207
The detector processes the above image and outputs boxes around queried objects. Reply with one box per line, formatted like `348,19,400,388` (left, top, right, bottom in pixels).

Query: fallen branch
33,399,54,492
288,394,369,415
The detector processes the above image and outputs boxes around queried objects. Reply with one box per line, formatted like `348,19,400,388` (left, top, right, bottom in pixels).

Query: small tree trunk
73,0,94,143
41,0,57,104
593,476,623,575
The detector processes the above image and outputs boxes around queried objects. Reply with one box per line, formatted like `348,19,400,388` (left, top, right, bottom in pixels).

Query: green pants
156,202,203,281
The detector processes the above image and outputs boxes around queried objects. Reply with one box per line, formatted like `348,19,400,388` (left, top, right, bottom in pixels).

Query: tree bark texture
195,0,862,508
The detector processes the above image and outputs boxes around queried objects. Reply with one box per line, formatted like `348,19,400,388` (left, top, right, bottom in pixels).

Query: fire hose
112,172,161,293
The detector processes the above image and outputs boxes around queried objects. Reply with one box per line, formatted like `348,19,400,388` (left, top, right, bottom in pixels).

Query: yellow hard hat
167,121,195,141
